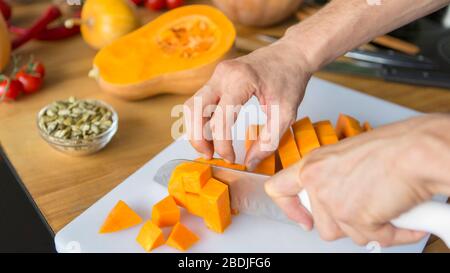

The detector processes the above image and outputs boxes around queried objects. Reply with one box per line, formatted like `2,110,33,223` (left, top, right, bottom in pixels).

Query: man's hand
265,114,450,247
184,40,313,170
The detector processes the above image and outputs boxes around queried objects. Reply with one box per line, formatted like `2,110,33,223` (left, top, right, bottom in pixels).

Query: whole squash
92,5,236,100
0,15,10,72
80,0,140,49
212,0,303,27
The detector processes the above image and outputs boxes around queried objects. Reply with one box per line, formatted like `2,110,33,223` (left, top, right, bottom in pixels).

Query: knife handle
391,201,450,248
298,191,450,247
382,67,450,89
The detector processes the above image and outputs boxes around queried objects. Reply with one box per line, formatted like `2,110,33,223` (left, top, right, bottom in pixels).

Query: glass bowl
36,100,118,156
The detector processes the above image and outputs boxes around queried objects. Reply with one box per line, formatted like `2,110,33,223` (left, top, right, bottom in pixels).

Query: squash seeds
38,97,113,140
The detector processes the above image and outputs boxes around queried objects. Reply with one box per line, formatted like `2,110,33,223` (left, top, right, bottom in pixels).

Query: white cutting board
55,77,442,253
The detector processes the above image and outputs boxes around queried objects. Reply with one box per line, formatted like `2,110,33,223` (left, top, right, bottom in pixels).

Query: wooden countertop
0,1,449,253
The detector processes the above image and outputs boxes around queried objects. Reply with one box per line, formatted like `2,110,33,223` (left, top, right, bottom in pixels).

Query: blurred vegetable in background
65,0,140,49
212,0,303,27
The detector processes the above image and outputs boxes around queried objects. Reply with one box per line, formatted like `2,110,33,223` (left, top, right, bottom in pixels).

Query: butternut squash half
92,5,236,100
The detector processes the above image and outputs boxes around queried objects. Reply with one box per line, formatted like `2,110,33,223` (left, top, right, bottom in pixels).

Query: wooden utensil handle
372,35,420,55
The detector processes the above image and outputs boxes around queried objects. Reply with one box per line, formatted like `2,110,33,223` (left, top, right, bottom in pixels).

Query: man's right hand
183,39,314,170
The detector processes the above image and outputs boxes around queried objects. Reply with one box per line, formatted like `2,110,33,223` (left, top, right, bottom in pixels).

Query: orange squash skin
81,0,140,49
93,5,236,100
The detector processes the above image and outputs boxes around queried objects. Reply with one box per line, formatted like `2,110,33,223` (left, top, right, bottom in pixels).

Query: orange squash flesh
136,220,165,252
313,121,339,146
245,125,276,175
168,171,187,207
335,114,363,139
176,162,212,194
362,121,373,131
185,193,204,217
277,128,301,169
200,178,231,233
99,200,143,233
195,158,246,171
152,196,181,227
166,222,199,251
292,117,321,157
93,5,236,100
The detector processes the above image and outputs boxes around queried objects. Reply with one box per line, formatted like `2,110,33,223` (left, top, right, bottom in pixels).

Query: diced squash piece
185,193,204,217
176,162,212,194
335,114,363,139
231,208,240,215
200,178,232,233
166,223,199,251
277,128,301,169
195,158,246,171
168,172,187,207
136,221,165,252
314,120,339,146
99,200,143,233
245,124,276,175
152,196,181,227
292,117,321,157
362,121,373,131
254,154,276,175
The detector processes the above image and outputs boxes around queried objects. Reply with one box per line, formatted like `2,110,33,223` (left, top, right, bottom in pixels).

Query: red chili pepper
12,5,62,50
9,25,80,41
0,0,11,21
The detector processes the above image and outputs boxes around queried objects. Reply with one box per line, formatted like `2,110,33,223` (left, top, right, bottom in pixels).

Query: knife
324,61,450,89
155,159,450,247
254,34,439,70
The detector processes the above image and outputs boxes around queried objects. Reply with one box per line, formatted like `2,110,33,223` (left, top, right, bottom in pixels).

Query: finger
273,196,313,231
245,105,295,170
339,223,370,246
265,163,313,229
210,95,247,163
359,224,427,247
309,194,345,241
184,85,219,159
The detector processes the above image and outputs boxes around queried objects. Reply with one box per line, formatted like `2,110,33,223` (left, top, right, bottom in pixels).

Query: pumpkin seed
38,97,114,141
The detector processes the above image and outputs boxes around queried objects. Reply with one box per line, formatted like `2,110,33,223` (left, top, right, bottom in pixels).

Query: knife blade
154,159,450,247
154,159,296,224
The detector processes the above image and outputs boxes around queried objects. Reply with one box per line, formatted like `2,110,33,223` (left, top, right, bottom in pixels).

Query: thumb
265,161,313,230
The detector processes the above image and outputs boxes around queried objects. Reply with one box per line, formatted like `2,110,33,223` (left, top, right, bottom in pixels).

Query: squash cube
176,162,212,194
314,120,339,146
152,196,181,227
200,178,231,233
292,117,321,157
278,129,301,169
195,158,246,171
166,223,199,251
99,200,143,234
335,114,363,139
168,172,187,207
136,221,165,252
362,121,373,132
185,193,204,217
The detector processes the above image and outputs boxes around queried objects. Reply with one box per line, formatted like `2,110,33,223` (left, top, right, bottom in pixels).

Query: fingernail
299,223,311,232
